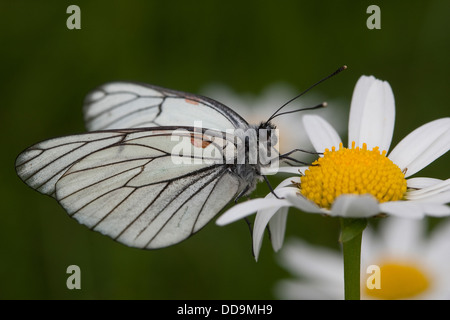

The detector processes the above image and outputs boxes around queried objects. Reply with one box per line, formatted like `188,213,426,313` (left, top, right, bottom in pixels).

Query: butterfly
15,82,288,249
15,67,344,250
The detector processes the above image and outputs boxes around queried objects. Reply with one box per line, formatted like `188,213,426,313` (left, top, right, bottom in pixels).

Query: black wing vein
142,167,228,248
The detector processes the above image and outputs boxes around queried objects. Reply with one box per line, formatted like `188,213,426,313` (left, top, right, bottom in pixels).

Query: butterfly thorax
229,121,278,195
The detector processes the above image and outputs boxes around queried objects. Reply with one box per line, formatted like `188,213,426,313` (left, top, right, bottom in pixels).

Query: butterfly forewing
15,131,127,197
16,127,245,249
112,167,240,249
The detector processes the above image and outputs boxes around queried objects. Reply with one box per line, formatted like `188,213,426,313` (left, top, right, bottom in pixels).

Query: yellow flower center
300,142,407,209
364,261,431,299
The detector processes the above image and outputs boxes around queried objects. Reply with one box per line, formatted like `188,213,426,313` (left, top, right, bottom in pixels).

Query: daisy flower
216,75,450,260
275,217,450,300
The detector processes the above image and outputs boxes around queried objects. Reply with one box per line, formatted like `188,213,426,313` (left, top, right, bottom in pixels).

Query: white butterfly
15,82,283,249
15,66,345,249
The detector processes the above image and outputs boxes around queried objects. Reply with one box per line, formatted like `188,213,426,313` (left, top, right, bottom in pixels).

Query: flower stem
340,218,366,300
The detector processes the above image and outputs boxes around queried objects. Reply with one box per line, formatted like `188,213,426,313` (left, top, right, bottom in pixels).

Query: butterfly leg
262,175,283,199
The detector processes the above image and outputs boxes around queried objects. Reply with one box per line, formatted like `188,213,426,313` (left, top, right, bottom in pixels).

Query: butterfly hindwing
83,82,249,131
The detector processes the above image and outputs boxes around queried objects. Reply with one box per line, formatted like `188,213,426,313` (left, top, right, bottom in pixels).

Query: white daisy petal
253,186,303,259
407,178,450,200
274,186,301,197
385,201,449,217
360,225,381,260
379,201,426,219
348,76,375,145
426,219,450,266
278,239,343,283
253,206,284,261
285,193,325,214
408,191,450,205
216,198,289,226
264,186,300,202
418,203,450,217
407,177,444,189
268,206,288,252
348,76,395,152
388,118,450,177
377,217,425,258
329,194,380,217
302,115,342,153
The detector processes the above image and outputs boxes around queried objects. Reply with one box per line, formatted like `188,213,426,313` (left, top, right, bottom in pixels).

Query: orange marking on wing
185,98,199,105
190,134,212,148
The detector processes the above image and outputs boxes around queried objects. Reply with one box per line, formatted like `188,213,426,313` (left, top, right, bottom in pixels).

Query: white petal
285,193,325,214
388,118,450,177
407,191,450,202
253,206,283,261
302,115,342,153
329,194,380,217
348,76,375,137
274,186,301,197
268,206,288,252
252,185,301,259
408,191,450,205
418,203,450,217
378,217,425,258
216,198,289,226
348,76,395,152
426,219,450,267
251,185,300,259
407,177,444,189
379,201,426,219
278,239,343,283
407,178,450,201
360,226,380,264
386,201,449,217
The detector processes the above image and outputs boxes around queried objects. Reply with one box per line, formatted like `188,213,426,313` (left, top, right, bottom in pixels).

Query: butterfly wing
16,128,246,249
83,81,249,131
15,131,127,197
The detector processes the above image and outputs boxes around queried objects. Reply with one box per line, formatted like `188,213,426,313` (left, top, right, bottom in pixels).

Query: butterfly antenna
269,102,327,121
265,65,347,125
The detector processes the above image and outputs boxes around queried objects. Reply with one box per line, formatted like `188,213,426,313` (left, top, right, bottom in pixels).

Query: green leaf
339,218,368,243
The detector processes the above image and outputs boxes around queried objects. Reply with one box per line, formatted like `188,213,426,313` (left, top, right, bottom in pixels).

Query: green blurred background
1,1,449,299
